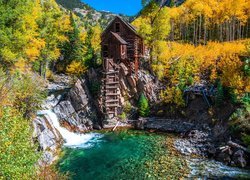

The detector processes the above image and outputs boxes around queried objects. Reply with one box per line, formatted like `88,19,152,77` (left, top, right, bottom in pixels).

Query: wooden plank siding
101,16,144,118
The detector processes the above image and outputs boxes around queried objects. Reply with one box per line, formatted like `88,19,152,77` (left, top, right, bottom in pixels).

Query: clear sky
81,0,142,16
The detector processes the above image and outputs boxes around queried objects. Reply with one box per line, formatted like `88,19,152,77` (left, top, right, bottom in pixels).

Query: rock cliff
54,78,99,132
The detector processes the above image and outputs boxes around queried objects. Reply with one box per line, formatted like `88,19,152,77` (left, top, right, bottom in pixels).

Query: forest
0,0,250,179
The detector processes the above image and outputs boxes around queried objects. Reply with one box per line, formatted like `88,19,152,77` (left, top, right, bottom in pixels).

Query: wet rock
232,150,247,168
135,117,148,130
145,118,195,133
187,130,210,143
33,116,62,152
54,101,80,127
216,147,232,165
33,115,63,165
93,124,102,130
174,139,201,155
53,77,99,132
47,74,73,92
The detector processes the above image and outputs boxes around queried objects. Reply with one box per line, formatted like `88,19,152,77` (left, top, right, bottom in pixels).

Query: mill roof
101,16,141,38
110,32,128,44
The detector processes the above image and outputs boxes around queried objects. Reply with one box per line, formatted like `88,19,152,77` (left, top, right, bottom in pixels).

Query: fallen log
112,121,120,131
227,141,250,153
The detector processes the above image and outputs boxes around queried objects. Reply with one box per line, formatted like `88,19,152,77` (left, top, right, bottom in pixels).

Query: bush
0,107,40,179
123,101,132,114
0,70,45,179
215,81,224,106
138,93,150,117
118,112,127,122
11,74,45,118
242,134,250,150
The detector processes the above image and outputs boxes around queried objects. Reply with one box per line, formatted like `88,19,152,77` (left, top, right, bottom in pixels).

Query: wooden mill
101,16,144,118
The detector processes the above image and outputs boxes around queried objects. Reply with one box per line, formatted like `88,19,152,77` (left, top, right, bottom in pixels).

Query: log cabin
101,16,144,118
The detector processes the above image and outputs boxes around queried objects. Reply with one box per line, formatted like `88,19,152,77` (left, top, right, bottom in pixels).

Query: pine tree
138,93,150,117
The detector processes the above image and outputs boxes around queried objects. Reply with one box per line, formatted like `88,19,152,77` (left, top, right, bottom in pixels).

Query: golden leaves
156,40,249,105
66,61,87,76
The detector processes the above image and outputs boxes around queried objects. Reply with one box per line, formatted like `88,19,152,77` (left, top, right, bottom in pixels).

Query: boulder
232,150,247,168
33,116,62,152
216,147,232,165
68,79,88,112
54,101,80,127
135,117,148,130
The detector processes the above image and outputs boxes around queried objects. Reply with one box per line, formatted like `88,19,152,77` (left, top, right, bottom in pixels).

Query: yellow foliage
11,58,30,74
0,47,17,63
168,0,250,25
66,61,86,75
90,25,102,53
25,38,46,62
156,40,249,106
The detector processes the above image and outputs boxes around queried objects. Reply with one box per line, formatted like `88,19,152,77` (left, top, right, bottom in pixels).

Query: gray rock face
33,116,63,164
144,118,195,133
118,64,160,106
54,78,97,132
69,79,88,111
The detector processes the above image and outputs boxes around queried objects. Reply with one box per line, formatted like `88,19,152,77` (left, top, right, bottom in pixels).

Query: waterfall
38,110,103,148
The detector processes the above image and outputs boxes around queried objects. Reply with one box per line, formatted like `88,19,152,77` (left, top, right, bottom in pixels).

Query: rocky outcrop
143,118,196,133
33,115,63,164
54,77,98,132
118,64,160,106
137,117,249,168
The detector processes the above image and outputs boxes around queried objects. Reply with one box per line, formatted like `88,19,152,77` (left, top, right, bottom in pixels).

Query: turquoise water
57,130,250,179
57,130,186,180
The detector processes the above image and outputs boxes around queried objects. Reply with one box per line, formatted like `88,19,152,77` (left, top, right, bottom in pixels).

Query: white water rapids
37,110,103,148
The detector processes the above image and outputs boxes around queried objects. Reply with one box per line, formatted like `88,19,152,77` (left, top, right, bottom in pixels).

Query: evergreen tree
138,93,150,117
60,12,86,74
84,25,101,68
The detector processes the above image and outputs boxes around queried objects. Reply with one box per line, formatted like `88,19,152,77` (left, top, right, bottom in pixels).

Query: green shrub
118,112,127,122
0,70,45,179
215,81,224,106
123,101,132,114
242,134,250,150
138,93,150,117
0,107,40,179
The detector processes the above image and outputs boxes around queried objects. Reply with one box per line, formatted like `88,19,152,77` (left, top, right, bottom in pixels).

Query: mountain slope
56,0,130,28
156,0,185,6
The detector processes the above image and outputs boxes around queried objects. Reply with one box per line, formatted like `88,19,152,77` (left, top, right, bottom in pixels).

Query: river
41,110,250,179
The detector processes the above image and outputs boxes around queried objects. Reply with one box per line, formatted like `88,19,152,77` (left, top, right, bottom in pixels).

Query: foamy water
37,110,103,148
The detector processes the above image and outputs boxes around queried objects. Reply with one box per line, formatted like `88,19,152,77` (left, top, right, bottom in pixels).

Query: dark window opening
115,23,120,33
